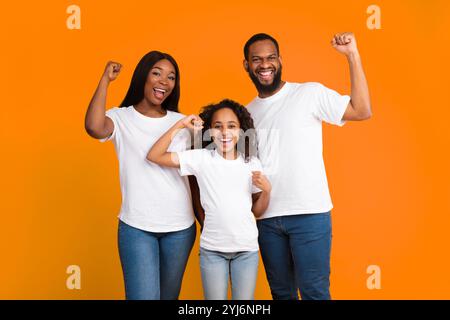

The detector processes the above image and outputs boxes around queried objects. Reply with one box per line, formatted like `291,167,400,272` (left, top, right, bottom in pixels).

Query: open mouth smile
153,87,167,99
257,69,274,81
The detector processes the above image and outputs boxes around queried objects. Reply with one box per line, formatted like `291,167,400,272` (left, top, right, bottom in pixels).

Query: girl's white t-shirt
101,106,195,233
177,148,262,252
246,82,351,219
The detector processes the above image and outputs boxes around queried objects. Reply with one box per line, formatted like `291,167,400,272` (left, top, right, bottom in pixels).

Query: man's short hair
243,33,280,61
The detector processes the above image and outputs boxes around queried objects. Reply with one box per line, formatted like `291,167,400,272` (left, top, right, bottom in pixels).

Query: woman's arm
146,115,203,168
188,176,205,229
251,171,271,217
84,61,122,139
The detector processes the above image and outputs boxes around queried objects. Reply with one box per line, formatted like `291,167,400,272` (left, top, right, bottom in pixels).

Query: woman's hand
102,61,122,82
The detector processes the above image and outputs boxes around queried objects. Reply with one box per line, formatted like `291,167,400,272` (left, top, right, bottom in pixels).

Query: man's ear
279,55,282,66
243,60,249,72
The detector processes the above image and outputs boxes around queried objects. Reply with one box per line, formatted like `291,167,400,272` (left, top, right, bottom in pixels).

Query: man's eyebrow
251,53,278,58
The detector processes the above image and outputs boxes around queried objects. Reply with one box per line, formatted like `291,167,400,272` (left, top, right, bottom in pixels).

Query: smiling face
245,39,283,96
210,108,241,156
143,59,176,106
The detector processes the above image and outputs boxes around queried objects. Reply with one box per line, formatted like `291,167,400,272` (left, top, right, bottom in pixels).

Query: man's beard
249,65,282,96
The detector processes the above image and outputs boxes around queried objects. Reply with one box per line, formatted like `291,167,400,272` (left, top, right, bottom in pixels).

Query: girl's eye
168,76,175,81
152,72,160,76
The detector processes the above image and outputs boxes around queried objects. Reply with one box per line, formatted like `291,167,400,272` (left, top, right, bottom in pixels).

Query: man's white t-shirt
100,106,195,232
177,148,262,252
246,82,350,220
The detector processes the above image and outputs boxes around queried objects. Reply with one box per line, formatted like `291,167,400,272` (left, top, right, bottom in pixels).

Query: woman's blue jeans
118,220,196,300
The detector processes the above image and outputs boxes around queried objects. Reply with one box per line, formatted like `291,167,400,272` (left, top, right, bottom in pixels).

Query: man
244,32,371,300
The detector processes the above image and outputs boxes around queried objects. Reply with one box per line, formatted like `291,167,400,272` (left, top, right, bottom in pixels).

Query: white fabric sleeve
313,83,351,127
168,128,191,152
176,149,202,176
99,107,120,143
250,157,263,194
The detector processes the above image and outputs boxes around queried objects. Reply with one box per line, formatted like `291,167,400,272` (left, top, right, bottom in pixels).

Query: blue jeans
257,212,332,300
118,220,196,300
200,247,259,300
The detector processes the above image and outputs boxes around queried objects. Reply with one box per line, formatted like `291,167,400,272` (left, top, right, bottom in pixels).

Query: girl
84,51,198,300
147,99,271,300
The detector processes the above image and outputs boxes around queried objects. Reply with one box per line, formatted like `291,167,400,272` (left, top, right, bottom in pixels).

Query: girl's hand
102,61,122,82
180,114,204,131
252,171,271,193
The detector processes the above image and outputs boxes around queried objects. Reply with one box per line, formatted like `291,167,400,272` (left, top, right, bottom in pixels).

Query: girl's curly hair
199,99,258,162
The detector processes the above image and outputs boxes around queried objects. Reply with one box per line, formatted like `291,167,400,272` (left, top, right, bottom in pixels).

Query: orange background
1,0,449,299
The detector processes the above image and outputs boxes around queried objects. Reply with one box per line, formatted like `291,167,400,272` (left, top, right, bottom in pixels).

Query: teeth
220,138,232,142
154,88,166,93
259,70,273,76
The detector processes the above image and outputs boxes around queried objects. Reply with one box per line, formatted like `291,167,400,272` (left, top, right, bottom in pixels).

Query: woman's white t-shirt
101,106,195,233
177,148,262,252
246,82,350,219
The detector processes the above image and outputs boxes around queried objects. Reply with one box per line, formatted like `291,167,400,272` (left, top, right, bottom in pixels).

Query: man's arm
332,32,372,121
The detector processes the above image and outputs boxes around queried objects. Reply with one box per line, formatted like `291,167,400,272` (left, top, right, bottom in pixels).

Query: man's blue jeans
118,220,196,300
257,212,332,300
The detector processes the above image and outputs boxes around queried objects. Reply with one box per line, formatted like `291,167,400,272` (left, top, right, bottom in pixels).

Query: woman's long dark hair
199,99,257,162
119,51,180,112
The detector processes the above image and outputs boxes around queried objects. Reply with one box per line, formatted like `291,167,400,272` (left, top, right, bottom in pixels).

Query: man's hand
331,32,358,57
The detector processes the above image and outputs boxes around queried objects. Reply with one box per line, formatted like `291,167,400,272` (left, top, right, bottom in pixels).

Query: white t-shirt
177,148,262,252
100,106,195,232
246,82,350,219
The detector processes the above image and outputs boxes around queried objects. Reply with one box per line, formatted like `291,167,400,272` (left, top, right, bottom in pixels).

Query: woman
84,51,197,300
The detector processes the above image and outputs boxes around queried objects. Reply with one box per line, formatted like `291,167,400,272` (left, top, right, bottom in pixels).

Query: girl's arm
251,171,271,217
146,115,203,168
84,61,122,139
